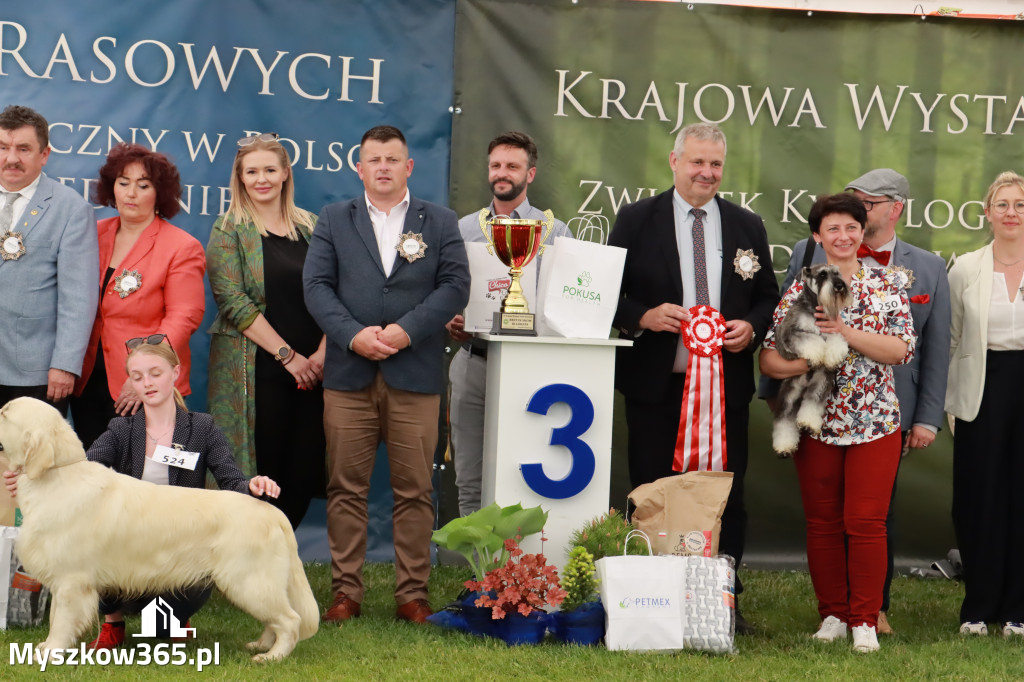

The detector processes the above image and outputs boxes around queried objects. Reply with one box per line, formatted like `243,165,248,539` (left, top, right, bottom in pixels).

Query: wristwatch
274,345,292,364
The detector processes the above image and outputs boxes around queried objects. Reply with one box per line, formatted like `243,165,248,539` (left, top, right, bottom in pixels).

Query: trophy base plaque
492,312,537,336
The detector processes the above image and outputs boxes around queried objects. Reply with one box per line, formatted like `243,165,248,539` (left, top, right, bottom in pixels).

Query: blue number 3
521,383,596,499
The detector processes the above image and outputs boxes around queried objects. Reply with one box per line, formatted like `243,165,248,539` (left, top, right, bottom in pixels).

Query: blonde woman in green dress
206,133,325,529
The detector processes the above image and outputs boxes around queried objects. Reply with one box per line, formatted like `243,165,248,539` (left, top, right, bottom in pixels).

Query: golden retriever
0,397,318,662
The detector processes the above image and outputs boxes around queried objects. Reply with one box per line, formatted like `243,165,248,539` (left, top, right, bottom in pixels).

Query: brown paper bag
628,471,733,557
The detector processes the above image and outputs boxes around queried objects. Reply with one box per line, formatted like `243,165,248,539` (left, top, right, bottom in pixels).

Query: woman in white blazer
945,170,1024,638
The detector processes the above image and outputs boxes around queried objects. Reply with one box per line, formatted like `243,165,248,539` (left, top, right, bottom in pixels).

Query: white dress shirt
0,174,41,230
365,189,410,277
988,272,1024,351
671,190,722,372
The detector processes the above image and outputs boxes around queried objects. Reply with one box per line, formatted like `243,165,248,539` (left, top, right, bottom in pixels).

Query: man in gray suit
444,130,571,516
0,105,97,415
769,169,951,635
304,125,469,625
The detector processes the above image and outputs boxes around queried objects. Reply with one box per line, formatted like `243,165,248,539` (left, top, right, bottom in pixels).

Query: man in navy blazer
766,169,951,635
304,125,469,625
0,105,97,415
609,123,779,631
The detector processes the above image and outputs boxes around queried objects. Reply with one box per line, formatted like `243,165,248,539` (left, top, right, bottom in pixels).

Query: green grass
3,564,1023,681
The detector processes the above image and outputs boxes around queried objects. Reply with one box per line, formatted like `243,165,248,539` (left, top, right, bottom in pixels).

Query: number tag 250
520,383,596,499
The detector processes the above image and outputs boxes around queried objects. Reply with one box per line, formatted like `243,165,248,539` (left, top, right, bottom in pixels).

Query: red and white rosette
672,305,728,473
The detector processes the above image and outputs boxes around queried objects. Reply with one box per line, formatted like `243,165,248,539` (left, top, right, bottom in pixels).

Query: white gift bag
463,241,538,333
596,531,686,651
596,530,736,653
535,236,625,339
1,526,50,629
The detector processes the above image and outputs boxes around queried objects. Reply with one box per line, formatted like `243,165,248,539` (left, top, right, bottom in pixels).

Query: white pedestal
480,333,631,571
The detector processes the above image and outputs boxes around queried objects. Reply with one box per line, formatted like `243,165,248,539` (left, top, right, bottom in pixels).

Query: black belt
464,343,488,360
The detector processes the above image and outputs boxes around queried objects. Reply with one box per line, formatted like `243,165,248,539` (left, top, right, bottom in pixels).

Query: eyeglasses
237,132,279,147
990,200,1024,215
125,334,172,351
862,199,893,211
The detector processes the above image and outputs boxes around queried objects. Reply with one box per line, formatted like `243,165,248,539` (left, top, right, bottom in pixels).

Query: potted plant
568,508,646,561
432,502,548,580
465,537,566,645
430,503,548,637
551,546,605,645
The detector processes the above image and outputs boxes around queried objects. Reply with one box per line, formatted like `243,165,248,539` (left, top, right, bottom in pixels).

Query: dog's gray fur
772,264,853,455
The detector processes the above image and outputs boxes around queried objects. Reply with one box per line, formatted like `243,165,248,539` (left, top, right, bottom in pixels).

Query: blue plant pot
550,601,605,645
496,610,549,646
460,591,499,638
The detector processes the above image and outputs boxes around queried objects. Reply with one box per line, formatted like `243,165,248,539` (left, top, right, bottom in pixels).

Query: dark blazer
303,194,470,394
86,407,250,493
609,190,780,408
778,237,951,430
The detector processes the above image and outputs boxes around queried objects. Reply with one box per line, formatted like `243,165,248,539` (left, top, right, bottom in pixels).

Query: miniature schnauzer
772,263,853,456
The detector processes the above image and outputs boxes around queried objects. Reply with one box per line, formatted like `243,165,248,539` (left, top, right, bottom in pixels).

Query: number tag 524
152,444,200,471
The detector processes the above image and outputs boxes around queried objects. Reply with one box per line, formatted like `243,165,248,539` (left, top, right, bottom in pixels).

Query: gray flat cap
845,169,910,202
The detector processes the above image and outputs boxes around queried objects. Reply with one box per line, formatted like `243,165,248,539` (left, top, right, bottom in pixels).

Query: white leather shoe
851,624,879,653
1002,622,1024,638
959,621,988,636
812,615,848,641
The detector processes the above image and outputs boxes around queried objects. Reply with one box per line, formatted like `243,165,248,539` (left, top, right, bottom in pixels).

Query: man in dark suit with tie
608,123,779,632
303,125,470,625
769,169,951,635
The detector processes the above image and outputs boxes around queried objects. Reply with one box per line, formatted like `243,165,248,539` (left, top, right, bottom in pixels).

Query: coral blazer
75,216,206,400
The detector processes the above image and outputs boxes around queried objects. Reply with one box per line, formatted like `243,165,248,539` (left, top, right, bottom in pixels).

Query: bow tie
857,244,891,266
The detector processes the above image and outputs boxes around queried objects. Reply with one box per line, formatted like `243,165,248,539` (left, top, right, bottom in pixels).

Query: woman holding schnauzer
945,170,1024,638
760,193,915,653
206,132,326,529
69,143,206,450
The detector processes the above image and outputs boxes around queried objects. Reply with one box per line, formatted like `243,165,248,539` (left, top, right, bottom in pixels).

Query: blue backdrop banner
0,0,456,406
1,0,457,561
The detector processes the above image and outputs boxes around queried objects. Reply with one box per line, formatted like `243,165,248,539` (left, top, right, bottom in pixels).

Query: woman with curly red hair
69,143,206,449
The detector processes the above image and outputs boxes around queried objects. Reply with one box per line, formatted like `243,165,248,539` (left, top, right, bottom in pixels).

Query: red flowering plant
464,538,567,619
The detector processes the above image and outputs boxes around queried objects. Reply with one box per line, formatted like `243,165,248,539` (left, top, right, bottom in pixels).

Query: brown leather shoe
395,598,433,624
322,593,361,623
877,611,893,636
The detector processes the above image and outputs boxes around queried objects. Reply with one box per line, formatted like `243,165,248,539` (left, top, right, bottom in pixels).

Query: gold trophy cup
479,209,554,335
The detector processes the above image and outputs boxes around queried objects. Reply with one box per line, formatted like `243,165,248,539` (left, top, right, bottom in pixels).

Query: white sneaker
851,624,880,653
959,621,988,636
1003,622,1024,638
812,615,848,641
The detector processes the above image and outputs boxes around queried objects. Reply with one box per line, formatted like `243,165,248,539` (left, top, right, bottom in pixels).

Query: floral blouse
763,266,917,445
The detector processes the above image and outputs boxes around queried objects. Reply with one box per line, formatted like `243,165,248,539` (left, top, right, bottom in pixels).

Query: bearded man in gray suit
0,105,97,415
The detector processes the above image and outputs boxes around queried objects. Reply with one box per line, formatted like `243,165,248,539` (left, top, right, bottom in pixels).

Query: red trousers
793,430,901,628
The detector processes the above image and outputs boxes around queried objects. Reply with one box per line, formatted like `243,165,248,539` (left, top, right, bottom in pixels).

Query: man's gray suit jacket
0,172,98,386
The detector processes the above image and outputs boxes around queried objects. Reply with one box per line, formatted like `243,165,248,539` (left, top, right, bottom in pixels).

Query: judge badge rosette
672,305,728,473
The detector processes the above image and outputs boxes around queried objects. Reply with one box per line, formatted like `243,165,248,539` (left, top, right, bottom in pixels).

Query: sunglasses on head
237,132,279,147
125,334,171,351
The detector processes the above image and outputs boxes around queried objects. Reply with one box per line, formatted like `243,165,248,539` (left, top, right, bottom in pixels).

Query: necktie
857,244,891,266
691,208,709,305
0,191,19,231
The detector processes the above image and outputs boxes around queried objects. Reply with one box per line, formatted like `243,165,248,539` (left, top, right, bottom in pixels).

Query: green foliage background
447,0,1021,561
